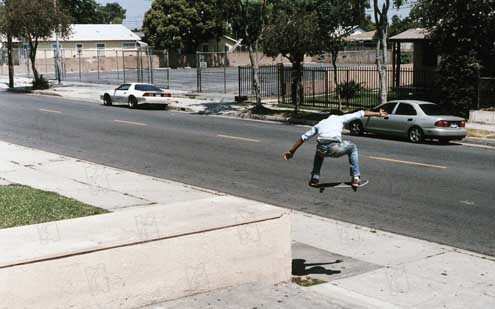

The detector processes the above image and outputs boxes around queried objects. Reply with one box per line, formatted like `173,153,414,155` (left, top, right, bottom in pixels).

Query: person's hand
283,151,293,160
379,108,388,117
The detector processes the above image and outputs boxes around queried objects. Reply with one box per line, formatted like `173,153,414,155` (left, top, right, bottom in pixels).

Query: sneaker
351,176,360,192
309,175,320,187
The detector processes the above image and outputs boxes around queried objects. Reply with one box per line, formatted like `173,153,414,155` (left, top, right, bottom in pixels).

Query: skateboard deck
310,179,369,193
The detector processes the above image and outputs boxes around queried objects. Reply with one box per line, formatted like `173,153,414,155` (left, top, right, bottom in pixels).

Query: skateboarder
283,109,387,191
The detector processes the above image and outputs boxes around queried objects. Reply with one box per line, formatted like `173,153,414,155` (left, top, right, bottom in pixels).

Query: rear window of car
117,84,131,91
420,104,446,115
135,84,162,92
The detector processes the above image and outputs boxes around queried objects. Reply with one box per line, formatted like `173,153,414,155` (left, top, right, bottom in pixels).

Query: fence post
312,70,315,105
116,50,119,81
97,50,100,81
196,52,201,92
346,69,350,107
325,69,329,103
224,53,227,93
78,52,82,81
278,63,285,104
149,48,154,84
123,50,126,83
238,66,241,96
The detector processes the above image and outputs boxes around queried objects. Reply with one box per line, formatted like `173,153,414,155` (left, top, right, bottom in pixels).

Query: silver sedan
348,100,467,143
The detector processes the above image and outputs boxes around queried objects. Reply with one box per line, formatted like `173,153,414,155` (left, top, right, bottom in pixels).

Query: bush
434,53,480,118
32,75,50,90
336,80,364,101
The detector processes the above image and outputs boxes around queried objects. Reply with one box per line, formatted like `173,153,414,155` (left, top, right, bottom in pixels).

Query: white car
101,83,172,109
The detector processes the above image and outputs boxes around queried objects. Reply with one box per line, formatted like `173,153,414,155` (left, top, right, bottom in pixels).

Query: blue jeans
312,140,360,178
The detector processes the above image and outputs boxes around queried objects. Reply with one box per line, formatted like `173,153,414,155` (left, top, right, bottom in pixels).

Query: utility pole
53,0,61,84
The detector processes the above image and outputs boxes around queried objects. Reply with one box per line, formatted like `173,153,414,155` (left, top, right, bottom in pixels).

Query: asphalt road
0,92,494,256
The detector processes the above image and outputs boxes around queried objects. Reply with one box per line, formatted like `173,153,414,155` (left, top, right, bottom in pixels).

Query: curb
461,137,495,147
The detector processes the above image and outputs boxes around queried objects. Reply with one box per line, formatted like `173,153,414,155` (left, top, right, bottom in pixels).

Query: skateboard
310,179,369,193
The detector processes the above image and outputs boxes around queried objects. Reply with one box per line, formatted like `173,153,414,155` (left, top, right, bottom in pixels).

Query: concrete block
470,110,495,124
0,196,291,308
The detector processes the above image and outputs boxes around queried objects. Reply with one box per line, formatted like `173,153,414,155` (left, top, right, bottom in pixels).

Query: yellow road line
114,120,148,127
368,156,447,169
217,134,260,143
39,109,62,114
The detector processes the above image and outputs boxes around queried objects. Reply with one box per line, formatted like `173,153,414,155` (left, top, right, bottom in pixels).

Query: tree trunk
331,50,341,110
29,47,40,82
7,34,14,88
248,46,262,107
291,60,303,113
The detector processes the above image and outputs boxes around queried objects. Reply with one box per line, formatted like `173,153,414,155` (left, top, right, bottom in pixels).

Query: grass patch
0,184,108,229
467,128,495,139
291,276,327,287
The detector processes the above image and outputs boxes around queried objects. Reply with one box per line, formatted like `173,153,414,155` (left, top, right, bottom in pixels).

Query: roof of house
50,24,141,42
1,24,141,43
389,28,430,41
345,30,376,42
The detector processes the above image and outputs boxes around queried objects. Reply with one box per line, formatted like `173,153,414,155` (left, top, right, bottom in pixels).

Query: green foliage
434,53,480,117
414,0,495,114
336,80,364,101
143,0,226,52
4,0,71,82
315,0,368,56
389,14,416,37
32,75,50,90
262,0,320,63
60,0,126,24
226,0,268,46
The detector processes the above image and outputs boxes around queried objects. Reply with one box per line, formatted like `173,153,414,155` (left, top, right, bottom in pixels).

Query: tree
413,0,495,115
96,2,127,24
0,0,15,88
8,0,71,87
373,0,406,104
60,0,126,24
389,15,415,37
143,0,226,55
262,0,320,112
60,0,99,23
316,0,367,110
226,0,270,110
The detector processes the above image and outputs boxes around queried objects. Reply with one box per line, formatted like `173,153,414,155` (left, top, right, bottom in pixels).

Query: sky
97,0,412,30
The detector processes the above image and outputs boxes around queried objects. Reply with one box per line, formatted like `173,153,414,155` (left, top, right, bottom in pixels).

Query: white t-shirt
301,110,365,142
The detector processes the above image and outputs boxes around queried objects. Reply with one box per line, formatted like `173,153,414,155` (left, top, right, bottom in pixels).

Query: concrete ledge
469,110,495,124
0,196,291,308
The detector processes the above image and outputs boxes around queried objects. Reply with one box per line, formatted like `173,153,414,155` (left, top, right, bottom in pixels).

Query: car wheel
128,96,138,109
103,94,112,106
349,120,364,136
408,126,424,143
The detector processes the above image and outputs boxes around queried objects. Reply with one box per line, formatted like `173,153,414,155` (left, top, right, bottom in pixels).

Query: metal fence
239,64,436,109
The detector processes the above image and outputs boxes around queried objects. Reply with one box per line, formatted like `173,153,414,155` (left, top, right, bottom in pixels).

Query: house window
122,42,136,49
96,43,105,57
76,44,83,55
52,43,63,57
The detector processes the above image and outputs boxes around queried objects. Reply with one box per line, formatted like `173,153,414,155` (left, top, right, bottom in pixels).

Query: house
2,24,144,59
389,28,436,88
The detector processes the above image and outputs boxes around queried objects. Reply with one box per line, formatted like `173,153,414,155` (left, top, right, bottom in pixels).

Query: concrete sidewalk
1,140,495,308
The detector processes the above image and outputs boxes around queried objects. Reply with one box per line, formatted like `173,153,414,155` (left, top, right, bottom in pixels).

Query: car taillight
160,93,164,97
435,120,450,127
143,93,156,97
459,120,466,127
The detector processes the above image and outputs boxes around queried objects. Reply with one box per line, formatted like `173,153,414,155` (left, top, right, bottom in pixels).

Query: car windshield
135,84,162,92
420,104,446,116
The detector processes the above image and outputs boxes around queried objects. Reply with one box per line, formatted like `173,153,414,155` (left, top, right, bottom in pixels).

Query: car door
391,103,418,136
364,102,398,133
113,84,131,103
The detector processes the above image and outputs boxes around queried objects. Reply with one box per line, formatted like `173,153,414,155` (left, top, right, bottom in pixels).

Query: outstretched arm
283,137,304,160
365,108,388,117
